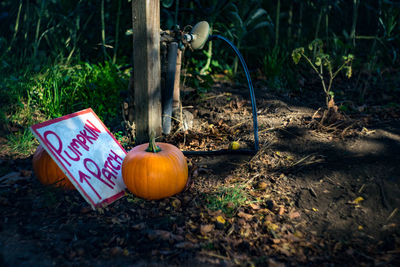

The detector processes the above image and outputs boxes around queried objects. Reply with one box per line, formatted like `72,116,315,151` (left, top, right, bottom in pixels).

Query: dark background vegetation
0,0,399,154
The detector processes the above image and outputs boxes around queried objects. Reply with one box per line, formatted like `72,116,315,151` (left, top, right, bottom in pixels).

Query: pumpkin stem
146,132,161,153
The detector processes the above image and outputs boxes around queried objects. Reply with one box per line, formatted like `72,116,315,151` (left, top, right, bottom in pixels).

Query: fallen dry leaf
278,206,285,215
175,241,197,249
147,230,171,241
268,258,286,267
265,221,279,232
237,211,253,221
132,222,146,230
171,198,181,209
200,224,214,236
289,210,301,219
257,181,268,190
215,215,226,224
249,203,261,210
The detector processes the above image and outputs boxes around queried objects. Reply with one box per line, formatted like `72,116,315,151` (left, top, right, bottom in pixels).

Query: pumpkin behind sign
122,138,188,200
32,145,75,190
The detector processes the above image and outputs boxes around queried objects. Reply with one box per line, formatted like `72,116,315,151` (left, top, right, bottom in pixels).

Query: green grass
6,129,37,156
1,60,129,156
206,185,250,216
27,61,129,123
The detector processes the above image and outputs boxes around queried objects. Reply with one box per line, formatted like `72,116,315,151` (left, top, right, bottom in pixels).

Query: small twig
244,174,260,186
386,208,398,222
358,184,366,194
309,186,318,198
200,251,230,261
341,122,357,137
325,176,345,189
202,92,231,101
311,108,322,120
229,121,246,130
258,125,284,134
291,154,317,168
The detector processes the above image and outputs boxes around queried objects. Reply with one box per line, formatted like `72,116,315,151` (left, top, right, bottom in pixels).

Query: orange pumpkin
32,145,75,190
122,137,188,200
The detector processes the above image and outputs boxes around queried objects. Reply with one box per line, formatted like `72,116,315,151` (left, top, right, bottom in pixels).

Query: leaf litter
0,82,400,266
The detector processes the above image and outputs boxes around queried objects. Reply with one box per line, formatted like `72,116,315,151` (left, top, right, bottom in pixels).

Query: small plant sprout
292,39,354,108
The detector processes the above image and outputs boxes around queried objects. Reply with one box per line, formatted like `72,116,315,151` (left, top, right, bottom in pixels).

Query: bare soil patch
1,82,399,266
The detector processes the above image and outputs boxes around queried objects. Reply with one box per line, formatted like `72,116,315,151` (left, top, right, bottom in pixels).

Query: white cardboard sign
30,108,126,209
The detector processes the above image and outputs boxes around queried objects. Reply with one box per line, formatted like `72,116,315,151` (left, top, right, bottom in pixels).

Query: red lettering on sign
79,129,97,144
69,140,82,156
104,160,118,175
102,168,117,182
85,120,101,136
65,145,80,162
78,170,102,200
107,150,123,170
43,130,71,167
83,158,115,189
76,135,90,151
43,120,102,167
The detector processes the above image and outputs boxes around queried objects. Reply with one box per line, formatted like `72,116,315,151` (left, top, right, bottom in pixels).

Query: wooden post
132,0,162,144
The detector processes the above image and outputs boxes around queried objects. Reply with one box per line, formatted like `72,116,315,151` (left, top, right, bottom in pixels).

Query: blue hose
183,35,259,155
209,35,259,152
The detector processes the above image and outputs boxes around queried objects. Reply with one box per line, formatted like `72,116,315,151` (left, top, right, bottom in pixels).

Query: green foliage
184,56,215,93
292,39,354,107
262,46,289,91
0,59,128,155
218,1,273,74
0,0,399,150
206,185,249,216
7,129,37,156
27,61,128,123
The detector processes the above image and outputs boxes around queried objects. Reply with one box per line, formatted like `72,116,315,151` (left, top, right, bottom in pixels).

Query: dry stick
290,154,317,168
358,184,366,194
311,108,322,120
202,92,231,101
387,208,398,222
229,121,246,130
258,125,284,134
341,122,357,137
200,251,230,261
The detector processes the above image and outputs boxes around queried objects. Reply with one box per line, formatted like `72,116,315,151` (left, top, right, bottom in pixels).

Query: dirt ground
0,81,399,266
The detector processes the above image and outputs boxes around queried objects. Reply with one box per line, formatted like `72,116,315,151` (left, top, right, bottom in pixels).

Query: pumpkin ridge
122,141,188,200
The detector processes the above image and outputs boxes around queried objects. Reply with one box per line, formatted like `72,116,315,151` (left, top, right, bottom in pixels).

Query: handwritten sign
30,108,126,209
